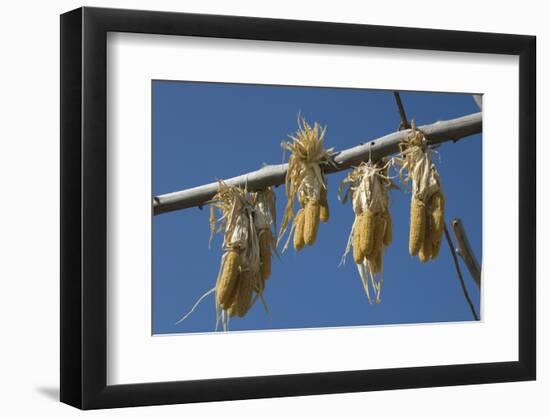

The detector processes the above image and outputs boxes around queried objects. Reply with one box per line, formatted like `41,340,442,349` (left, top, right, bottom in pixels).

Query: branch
451,218,481,287
154,111,482,215
444,223,479,321
393,92,410,130
472,94,482,110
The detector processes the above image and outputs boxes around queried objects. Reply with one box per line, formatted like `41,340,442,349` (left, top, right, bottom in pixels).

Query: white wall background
0,1,545,415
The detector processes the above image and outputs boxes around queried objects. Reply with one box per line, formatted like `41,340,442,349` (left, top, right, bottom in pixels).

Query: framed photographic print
60,6,536,409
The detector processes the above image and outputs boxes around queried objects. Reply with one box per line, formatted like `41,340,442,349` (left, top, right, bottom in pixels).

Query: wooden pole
154,111,482,215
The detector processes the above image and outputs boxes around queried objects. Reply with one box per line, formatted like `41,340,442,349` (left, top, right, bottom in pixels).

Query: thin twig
443,223,479,320
393,92,410,130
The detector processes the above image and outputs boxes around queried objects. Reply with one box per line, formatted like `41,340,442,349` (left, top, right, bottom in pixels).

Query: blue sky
152,81,482,334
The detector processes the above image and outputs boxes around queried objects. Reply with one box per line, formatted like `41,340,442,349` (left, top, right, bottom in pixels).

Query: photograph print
152,81,482,334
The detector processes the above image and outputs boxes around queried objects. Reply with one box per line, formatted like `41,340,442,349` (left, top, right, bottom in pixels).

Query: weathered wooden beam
154,112,482,215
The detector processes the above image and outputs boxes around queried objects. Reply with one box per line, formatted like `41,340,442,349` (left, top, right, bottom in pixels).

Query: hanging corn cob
278,116,334,251
208,182,255,327
171,181,277,331
210,182,278,329
339,160,395,303
397,126,446,263
249,188,278,285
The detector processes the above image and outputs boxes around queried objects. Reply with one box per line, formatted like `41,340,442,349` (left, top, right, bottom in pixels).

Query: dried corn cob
279,116,334,251
251,188,277,283
360,209,377,258
398,126,446,263
352,214,366,264
216,249,241,308
418,209,432,263
429,191,445,259
373,212,387,255
304,200,320,245
409,198,426,256
339,159,395,303
293,209,305,251
178,182,276,331
235,271,255,317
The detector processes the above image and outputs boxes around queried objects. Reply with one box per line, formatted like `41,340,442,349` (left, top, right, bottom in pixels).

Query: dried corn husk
339,159,396,303
278,116,334,252
319,186,330,222
397,126,446,263
429,191,445,258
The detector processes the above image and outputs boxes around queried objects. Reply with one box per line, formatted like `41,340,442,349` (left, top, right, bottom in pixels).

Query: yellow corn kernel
236,272,254,317
293,208,305,251
304,201,320,246
409,198,426,256
216,250,240,308
418,210,432,263
353,213,366,264
361,209,376,257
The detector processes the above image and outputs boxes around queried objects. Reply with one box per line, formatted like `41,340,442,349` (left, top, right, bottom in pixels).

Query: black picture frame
60,6,536,410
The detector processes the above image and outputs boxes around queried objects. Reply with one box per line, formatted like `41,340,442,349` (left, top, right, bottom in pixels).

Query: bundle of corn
397,127,445,263
339,160,395,303
204,182,275,329
278,116,334,251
